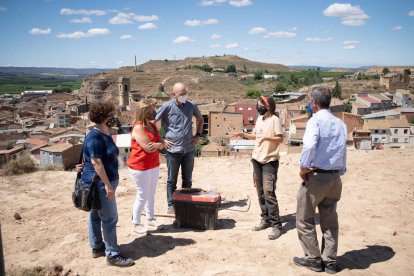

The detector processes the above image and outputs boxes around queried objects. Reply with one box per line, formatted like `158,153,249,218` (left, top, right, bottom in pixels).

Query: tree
382,67,390,75
245,88,261,98
332,80,342,99
226,64,237,73
274,83,287,93
404,68,411,76
343,101,352,113
253,71,263,80
200,64,213,73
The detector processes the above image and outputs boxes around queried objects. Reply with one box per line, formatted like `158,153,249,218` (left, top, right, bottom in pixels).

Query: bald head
172,83,187,97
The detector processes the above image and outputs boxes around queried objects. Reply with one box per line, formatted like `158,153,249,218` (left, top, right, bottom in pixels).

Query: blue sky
0,0,413,68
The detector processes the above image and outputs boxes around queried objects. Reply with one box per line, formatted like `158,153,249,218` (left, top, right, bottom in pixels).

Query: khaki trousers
296,172,342,264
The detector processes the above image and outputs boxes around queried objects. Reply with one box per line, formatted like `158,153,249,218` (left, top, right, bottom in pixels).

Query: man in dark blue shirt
155,83,203,213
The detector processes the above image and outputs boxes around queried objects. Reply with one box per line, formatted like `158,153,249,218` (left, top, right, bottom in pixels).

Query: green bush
1,155,36,176
245,88,261,98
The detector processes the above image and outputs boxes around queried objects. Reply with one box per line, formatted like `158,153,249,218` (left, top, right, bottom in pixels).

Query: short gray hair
311,86,331,109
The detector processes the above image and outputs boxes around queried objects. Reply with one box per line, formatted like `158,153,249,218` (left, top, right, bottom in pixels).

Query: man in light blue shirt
155,83,203,213
293,86,347,274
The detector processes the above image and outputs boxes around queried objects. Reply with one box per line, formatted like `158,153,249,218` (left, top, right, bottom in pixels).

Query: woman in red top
127,99,166,235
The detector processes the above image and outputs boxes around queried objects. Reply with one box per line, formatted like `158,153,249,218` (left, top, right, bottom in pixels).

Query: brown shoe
253,220,271,231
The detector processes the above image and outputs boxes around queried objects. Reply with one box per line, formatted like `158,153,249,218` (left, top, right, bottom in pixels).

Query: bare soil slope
1,147,413,275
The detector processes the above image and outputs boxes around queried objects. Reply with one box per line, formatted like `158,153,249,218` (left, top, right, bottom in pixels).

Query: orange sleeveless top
126,121,160,171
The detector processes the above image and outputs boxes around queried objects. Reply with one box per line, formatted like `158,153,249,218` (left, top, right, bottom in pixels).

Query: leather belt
313,169,339,174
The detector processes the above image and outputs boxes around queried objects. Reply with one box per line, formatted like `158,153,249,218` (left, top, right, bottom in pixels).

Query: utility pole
134,55,137,72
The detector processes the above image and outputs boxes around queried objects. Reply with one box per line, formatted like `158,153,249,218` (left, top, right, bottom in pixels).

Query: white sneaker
147,218,164,230
133,224,148,235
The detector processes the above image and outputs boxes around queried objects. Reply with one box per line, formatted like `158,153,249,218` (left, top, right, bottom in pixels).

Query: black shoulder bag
72,146,101,212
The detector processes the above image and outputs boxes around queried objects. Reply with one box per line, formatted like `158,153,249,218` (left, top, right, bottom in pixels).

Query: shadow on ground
120,235,195,260
338,245,395,271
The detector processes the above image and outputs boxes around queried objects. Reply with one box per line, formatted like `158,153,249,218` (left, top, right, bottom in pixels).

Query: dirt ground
1,147,413,275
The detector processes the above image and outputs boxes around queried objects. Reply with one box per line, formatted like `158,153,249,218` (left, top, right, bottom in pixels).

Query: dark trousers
251,159,282,228
166,150,195,207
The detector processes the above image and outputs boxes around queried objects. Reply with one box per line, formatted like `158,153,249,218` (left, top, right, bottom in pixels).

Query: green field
0,72,83,94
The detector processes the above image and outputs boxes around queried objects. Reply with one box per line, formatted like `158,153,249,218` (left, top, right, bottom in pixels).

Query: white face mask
177,95,187,104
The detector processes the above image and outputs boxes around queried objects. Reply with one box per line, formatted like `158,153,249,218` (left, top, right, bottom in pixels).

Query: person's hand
230,132,243,139
192,134,200,145
299,166,316,181
75,163,83,172
148,142,157,151
164,139,174,149
104,184,115,200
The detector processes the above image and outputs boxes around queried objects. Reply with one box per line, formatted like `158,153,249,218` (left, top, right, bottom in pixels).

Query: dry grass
0,155,36,176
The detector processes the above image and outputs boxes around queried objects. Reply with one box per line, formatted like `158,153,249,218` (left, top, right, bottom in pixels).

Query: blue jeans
166,150,195,207
88,179,120,256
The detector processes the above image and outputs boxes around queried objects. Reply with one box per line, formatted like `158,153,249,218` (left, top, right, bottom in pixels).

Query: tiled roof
363,119,389,130
40,143,73,153
387,116,409,128
360,95,381,104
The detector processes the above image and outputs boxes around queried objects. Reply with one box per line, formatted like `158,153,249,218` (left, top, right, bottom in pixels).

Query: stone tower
118,77,130,111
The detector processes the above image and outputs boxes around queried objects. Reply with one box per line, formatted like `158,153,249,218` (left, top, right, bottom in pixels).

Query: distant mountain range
0,67,114,76
288,65,372,72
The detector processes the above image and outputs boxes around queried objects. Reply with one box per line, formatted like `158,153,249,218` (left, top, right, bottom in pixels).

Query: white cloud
264,31,296,38
229,0,252,7
342,40,359,50
200,0,227,6
57,28,110,39
305,37,333,42
89,61,97,64
243,48,250,51
409,10,414,16
60,8,106,16
70,17,92,24
290,26,298,31
173,36,195,44
211,34,221,40
249,27,266,34
117,61,124,65
185,18,219,26
391,25,402,31
225,43,238,48
109,12,159,24
120,35,133,40
0,6,7,11
204,18,219,25
185,20,201,27
29,28,52,35
109,13,133,24
135,15,159,22
138,23,157,30
323,3,369,26
209,44,221,48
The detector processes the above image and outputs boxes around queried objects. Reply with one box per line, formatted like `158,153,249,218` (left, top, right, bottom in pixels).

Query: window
374,138,379,142
393,138,398,143
239,107,243,111
394,129,398,134
382,130,386,134
404,129,408,134
248,107,252,111
405,138,409,143
375,130,378,133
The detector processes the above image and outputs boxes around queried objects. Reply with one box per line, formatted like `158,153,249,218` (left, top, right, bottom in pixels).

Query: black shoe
91,244,105,258
268,227,282,240
107,255,135,267
293,257,323,272
324,263,338,274
253,220,271,231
